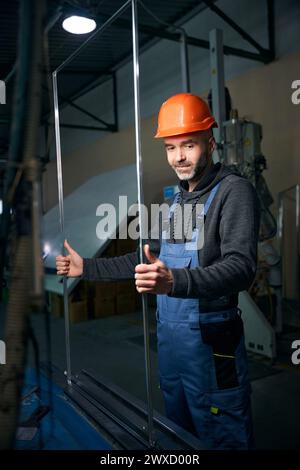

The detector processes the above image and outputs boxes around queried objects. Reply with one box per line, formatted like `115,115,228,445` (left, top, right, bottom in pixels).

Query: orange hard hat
154,93,217,138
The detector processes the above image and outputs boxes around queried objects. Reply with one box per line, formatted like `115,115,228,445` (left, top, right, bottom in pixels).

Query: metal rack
278,184,300,309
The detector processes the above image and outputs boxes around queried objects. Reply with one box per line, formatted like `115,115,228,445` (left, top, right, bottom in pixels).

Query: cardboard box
116,293,137,315
116,280,136,296
74,280,88,299
69,299,88,324
49,291,90,323
95,281,116,298
49,292,63,317
94,296,115,318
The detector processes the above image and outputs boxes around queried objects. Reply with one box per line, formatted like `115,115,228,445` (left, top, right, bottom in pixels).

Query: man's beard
174,151,211,181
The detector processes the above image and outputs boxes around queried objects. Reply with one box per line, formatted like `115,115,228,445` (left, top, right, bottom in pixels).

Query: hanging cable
137,0,186,34
137,0,190,91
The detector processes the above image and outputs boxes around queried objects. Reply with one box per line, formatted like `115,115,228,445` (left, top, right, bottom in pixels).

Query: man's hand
135,244,173,295
56,240,83,277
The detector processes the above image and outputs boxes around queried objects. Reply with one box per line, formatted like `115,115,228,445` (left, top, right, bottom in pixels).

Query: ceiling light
62,15,96,34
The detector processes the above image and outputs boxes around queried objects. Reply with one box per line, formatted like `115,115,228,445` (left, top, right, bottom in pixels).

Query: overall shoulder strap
203,182,221,216
168,192,181,219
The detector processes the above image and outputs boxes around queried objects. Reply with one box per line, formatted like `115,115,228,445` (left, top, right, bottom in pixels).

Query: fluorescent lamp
62,15,96,34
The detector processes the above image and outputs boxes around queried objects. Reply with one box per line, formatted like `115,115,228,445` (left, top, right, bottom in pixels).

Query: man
56,93,260,449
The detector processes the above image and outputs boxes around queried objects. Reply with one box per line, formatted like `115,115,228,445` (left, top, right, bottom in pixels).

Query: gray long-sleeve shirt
82,163,260,312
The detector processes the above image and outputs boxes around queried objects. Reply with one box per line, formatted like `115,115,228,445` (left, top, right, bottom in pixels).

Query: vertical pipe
296,185,300,308
52,71,72,386
277,194,285,297
31,177,43,302
112,71,119,132
180,32,190,92
209,29,226,163
131,0,155,447
267,0,275,60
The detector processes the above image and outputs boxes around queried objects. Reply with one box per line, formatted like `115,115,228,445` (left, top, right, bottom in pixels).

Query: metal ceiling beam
61,71,119,107
202,0,268,54
41,84,116,130
41,71,108,122
201,0,274,62
42,71,118,134
58,69,103,75
58,123,111,131
100,15,269,63
41,71,116,117
267,0,275,60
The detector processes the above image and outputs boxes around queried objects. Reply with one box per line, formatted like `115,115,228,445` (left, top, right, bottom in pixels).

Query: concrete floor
29,308,166,414
1,302,300,449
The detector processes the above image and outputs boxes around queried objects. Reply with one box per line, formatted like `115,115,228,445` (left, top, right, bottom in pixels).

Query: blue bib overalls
156,183,254,449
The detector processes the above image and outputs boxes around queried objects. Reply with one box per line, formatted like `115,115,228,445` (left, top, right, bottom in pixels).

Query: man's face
164,131,215,182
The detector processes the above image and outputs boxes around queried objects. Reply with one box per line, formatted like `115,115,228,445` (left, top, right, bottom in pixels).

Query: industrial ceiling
0,0,274,159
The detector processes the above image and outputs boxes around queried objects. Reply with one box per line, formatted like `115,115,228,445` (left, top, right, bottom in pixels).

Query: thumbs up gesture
56,240,83,277
135,244,173,295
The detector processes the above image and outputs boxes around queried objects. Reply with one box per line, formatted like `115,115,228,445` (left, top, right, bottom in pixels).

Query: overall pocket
200,315,244,390
205,385,253,450
157,255,195,315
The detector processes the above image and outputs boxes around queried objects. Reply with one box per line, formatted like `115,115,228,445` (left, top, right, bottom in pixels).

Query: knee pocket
205,386,253,450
